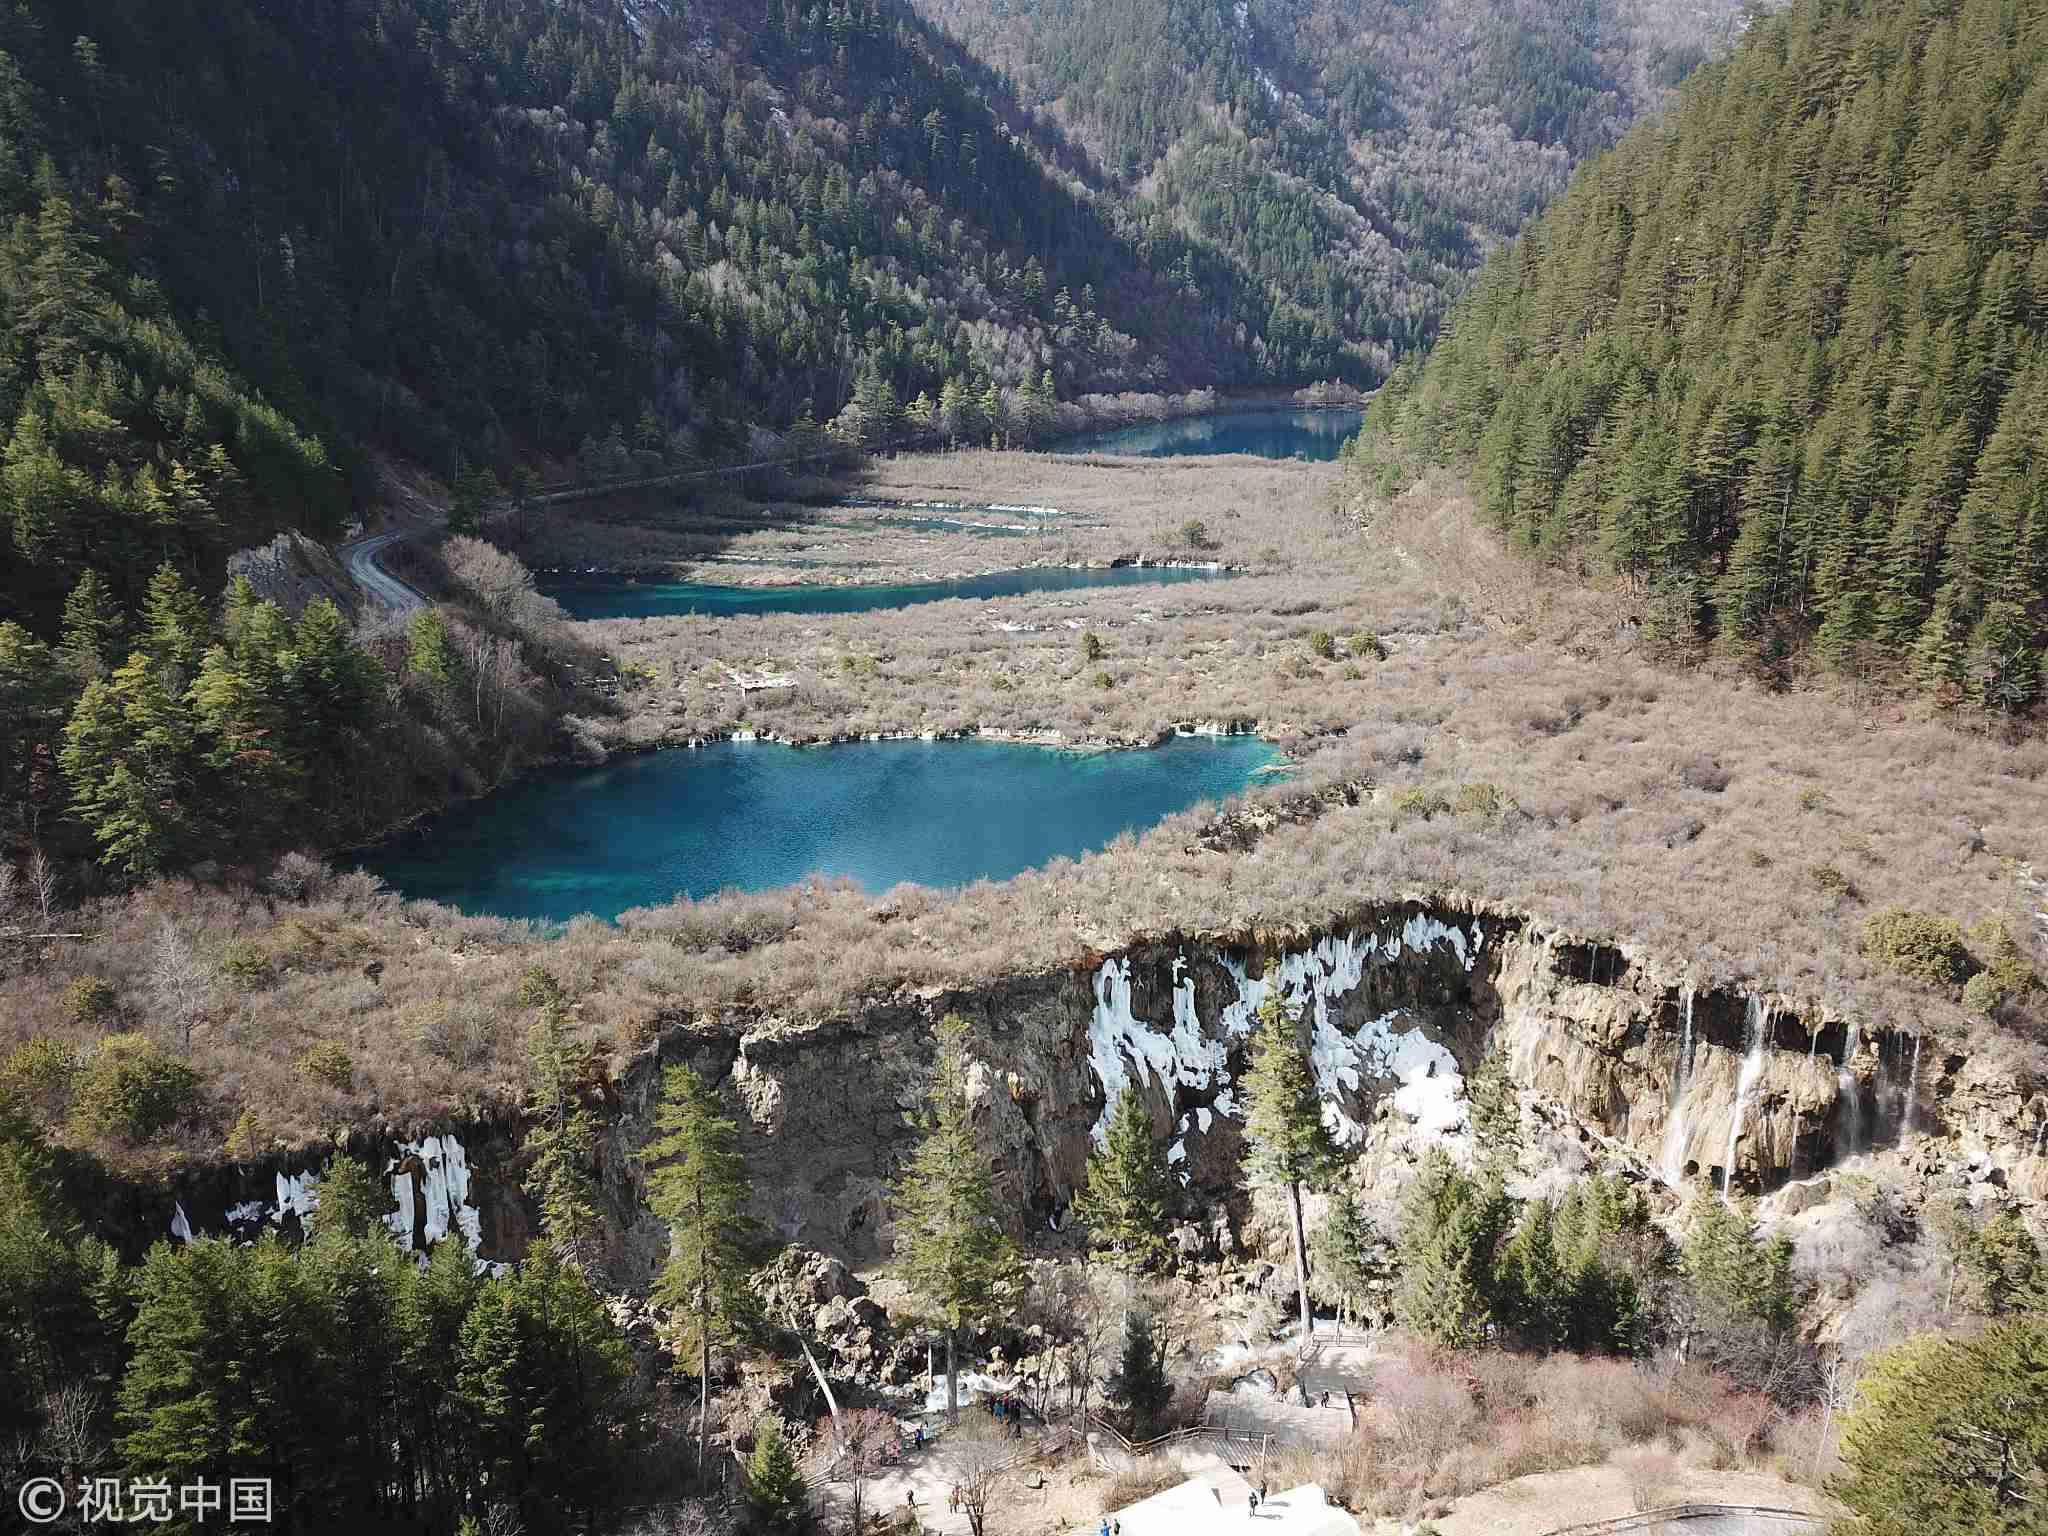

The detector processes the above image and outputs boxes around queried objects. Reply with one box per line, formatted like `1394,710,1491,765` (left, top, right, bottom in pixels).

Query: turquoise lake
359,736,1277,923
543,563,1227,621
1062,407,1364,459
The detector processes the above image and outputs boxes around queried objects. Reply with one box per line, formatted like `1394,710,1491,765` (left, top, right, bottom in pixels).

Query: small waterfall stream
1723,995,1770,1198
1836,1021,1863,1156
1902,1031,1923,1135
1660,985,1698,1186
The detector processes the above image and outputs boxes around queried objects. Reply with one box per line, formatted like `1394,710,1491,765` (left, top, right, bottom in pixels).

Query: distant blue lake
358,736,1277,923
1062,407,1364,459
544,564,1229,621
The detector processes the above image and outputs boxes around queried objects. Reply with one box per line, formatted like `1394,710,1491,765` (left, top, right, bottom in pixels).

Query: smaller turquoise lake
359,736,1277,923
544,564,1227,622
1062,407,1364,459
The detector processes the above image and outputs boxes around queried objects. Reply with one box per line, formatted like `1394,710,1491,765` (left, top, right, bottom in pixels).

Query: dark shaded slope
911,0,1747,377
0,0,1302,629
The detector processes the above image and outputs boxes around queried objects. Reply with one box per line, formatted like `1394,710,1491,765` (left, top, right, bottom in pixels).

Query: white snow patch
1392,1062,1465,1135
1087,922,1474,1151
273,1170,320,1231
226,1200,266,1226
924,1372,1011,1412
1086,955,1233,1142
388,1134,483,1253
170,1203,193,1242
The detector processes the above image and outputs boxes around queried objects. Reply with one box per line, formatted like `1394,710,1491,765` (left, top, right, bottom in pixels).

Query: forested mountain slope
1354,0,2048,708
0,0,1318,636
909,0,1746,378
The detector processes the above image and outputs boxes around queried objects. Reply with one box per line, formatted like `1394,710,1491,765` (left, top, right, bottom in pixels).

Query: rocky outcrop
225,530,364,620
124,903,2048,1276
598,904,2041,1271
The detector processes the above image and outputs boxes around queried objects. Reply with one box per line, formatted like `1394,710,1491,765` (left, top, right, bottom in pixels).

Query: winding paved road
334,451,844,615
339,524,429,614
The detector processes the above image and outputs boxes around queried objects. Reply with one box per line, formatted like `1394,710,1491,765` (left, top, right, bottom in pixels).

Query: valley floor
3,452,2042,1158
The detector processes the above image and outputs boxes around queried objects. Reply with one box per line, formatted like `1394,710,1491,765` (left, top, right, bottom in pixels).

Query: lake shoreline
358,733,1286,922
336,717,1299,865
539,552,1243,590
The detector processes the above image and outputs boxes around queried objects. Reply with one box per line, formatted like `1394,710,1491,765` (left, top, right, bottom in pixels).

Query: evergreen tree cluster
1355,0,2048,708
3,545,579,876
1390,1152,1806,1370
1,1138,637,1536
0,0,1378,639
913,0,1739,379
1836,1315,2048,1536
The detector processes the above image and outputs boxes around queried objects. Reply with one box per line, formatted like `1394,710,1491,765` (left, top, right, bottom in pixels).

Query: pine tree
188,643,301,849
1241,993,1337,1337
524,994,606,1277
1678,1189,1799,1331
1835,1317,2048,1536
62,652,201,876
447,460,499,536
1394,1148,1513,1350
1465,1041,1520,1175
292,599,380,732
59,569,124,673
407,610,459,688
1103,1310,1174,1438
1073,1084,1171,1287
319,1152,395,1239
745,1415,811,1532
0,622,64,836
1496,1198,1566,1349
455,1256,637,1531
1315,1185,1391,1330
140,563,211,671
645,1063,759,1472
938,376,979,446
894,1013,1017,1422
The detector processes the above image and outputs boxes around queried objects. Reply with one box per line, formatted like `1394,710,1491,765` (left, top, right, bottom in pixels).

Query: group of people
986,1392,1029,1438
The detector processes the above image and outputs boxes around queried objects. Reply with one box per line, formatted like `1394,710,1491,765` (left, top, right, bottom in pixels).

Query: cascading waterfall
1836,1021,1863,1157
1902,1031,1923,1136
1723,995,1770,1198
1660,984,1698,1186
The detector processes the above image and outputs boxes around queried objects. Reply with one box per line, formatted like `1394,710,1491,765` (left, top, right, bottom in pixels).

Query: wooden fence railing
1543,1505,1827,1534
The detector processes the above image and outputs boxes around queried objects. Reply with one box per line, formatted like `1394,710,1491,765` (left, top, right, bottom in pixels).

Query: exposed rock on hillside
610,904,2048,1264
148,903,2047,1280
225,531,365,621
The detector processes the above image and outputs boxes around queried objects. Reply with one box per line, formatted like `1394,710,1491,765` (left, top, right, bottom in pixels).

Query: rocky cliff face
612,902,2048,1271
146,901,2048,1270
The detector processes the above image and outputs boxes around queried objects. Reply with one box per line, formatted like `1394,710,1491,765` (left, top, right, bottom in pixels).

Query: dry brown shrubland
518,451,1347,585
2,457,2042,1158
1253,1342,1798,1523
589,457,2044,1042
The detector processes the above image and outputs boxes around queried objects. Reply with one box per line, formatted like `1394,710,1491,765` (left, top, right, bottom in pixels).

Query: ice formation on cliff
1088,921,1474,1159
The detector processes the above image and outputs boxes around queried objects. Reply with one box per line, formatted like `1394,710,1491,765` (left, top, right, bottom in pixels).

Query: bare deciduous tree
1811,1354,1862,1480
27,847,58,928
818,1406,897,1536
1025,1261,1115,1424
938,1419,1014,1536
1611,1444,1677,1513
149,920,219,1054
37,1383,104,1485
